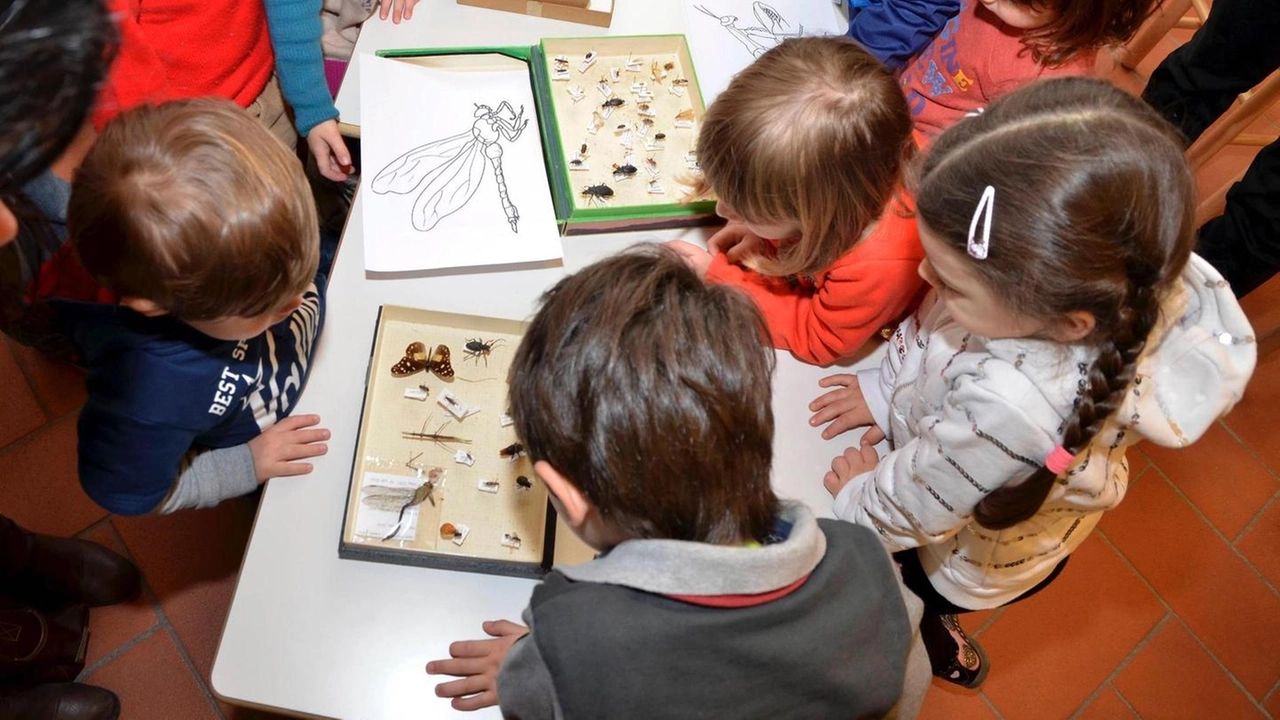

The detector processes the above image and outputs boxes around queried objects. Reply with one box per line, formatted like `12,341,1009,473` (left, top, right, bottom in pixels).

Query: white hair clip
967,185,995,260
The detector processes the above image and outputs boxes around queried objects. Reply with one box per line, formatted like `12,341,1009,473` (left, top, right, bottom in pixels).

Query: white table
213,6,878,719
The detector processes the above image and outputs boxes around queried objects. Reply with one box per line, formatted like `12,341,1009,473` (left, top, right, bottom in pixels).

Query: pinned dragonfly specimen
370,101,529,233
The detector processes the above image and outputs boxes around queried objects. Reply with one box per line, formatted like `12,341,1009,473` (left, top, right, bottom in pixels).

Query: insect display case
339,305,594,577
377,34,717,235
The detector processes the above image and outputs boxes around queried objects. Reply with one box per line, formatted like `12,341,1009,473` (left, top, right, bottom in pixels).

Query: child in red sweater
901,0,1155,139
667,37,925,366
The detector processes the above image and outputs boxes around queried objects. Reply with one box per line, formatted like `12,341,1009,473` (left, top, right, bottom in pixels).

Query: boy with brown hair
427,245,929,719
55,97,331,516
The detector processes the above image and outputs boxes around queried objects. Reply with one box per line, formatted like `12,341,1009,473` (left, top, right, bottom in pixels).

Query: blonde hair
69,98,319,321
693,36,913,277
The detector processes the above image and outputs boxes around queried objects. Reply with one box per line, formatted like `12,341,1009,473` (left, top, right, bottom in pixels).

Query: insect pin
499,442,526,461
581,182,614,206
462,337,505,366
566,85,586,103
624,54,644,72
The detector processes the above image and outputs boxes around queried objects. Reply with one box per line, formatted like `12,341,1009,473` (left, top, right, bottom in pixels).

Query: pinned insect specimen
552,66,571,81
636,90,655,103
596,78,612,99
477,479,500,493
672,78,689,87
463,337,505,366
668,85,686,98
645,157,660,178
612,163,638,181
402,414,470,445
569,143,590,171
674,108,696,129
500,413,514,427
650,59,665,84
645,133,667,151
500,442,526,460
609,67,621,83
566,85,586,103
648,181,666,195
685,151,701,170
371,102,529,233
364,480,438,541
582,183,614,206
441,522,470,546
501,533,523,550
618,129,635,150
625,55,644,72
516,476,533,490
601,97,625,109
663,61,676,71
637,103,656,118
403,384,430,401
636,118,654,137
629,81,648,94
391,342,454,379
437,388,479,420
587,111,604,135
578,50,597,73
455,449,475,466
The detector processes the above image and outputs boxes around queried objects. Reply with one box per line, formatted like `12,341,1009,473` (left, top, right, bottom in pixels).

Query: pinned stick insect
371,101,529,233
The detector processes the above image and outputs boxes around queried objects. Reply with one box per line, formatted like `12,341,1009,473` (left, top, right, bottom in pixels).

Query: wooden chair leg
1195,170,1240,227
1187,69,1280,169
1112,0,1193,70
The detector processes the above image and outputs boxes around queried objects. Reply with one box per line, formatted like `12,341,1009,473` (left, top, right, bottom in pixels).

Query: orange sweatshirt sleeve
92,0,174,129
706,207,926,366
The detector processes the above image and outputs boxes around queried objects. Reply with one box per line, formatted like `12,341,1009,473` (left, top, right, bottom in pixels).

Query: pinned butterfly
391,341,454,379
371,101,529,233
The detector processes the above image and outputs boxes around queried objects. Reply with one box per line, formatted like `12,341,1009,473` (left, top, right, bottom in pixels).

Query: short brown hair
1012,0,1158,66
508,245,781,544
917,77,1194,528
69,98,318,321
693,36,913,278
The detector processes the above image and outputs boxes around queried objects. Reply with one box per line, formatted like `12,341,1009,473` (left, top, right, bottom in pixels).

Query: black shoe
923,614,990,689
0,683,120,720
2,529,140,609
0,606,90,686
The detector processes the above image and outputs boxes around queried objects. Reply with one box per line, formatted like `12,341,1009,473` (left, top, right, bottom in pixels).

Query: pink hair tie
1044,445,1075,475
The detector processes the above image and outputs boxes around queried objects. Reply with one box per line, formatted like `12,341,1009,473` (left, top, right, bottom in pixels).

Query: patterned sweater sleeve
832,353,1061,549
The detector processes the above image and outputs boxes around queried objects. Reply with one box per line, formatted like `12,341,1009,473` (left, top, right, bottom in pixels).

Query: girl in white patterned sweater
811,78,1256,688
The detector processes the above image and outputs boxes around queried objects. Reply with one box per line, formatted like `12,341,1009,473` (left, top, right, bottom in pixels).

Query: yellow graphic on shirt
952,70,974,91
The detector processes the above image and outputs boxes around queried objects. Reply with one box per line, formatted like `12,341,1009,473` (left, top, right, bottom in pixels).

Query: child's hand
247,414,330,483
824,444,880,497
809,373,877,440
663,240,714,277
707,221,765,264
378,0,419,22
306,120,354,181
426,620,529,712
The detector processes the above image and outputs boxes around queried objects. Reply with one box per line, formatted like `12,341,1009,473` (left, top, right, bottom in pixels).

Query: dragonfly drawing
694,2,807,58
370,100,529,233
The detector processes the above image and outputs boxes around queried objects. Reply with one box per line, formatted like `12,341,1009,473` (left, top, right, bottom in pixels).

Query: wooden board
339,305,594,577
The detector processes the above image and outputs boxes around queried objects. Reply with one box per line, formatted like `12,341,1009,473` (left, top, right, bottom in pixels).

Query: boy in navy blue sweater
57,98,330,515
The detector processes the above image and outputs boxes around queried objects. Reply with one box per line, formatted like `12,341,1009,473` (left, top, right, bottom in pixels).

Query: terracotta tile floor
3,25,1280,720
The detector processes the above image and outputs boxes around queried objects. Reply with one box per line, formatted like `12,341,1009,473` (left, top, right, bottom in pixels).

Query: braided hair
915,78,1195,529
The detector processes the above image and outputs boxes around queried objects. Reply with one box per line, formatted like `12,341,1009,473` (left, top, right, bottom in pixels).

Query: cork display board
339,305,594,577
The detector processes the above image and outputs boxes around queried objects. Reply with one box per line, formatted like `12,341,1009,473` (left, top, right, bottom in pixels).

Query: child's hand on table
664,240,713,277
707,220,766,264
378,0,420,23
809,373,881,440
306,119,354,181
824,444,880,497
427,620,529,711
247,414,330,483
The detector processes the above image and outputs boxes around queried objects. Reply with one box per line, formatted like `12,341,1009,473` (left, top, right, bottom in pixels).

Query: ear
120,297,170,318
535,460,590,530
1056,310,1096,342
0,200,17,246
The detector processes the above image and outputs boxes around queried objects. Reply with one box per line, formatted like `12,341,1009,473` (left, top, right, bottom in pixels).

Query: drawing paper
360,54,564,272
685,1,848,101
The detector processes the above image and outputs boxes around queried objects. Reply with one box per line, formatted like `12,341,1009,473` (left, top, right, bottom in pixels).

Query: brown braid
914,78,1196,530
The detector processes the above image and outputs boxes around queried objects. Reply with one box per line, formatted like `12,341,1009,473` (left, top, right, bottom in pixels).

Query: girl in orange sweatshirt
667,37,926,366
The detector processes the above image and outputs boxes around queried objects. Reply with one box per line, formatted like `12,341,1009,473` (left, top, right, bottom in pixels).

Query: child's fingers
434,676,490,699
290,427,331,445
483,619,527,637
426,657,487,678
378,0,390,20
272,461,314,477
286,441,328,460
817,373,856,389
451,690,498,712
860,426,886,447
820,417,859,440
859,443,879,465
275,414,323,432
448,638,497,659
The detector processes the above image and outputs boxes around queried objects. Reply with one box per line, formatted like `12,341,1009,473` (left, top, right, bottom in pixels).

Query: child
56,98,331,516
847,0,960,71
426,246,931,718
900,0,1156,138
811,78,1257,686
666,37,926,366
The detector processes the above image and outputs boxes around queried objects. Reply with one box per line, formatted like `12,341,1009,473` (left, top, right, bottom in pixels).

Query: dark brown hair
508,245,780,544
916,77,1194,529
1009,0,1159,66
69,98,319,321
693,36,913,277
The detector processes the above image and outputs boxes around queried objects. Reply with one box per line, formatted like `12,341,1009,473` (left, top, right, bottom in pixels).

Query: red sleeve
706,209,927,366
92,0,174,129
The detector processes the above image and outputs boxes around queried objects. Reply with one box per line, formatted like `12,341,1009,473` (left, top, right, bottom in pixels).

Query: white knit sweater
833,255,1257,608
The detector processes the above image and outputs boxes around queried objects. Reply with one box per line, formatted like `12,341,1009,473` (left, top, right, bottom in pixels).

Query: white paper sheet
685,1,848,102
359,54,565,272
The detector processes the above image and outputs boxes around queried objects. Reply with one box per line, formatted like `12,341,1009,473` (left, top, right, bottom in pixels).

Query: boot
0,517,140,609
0,683,120,720
0,606,89,686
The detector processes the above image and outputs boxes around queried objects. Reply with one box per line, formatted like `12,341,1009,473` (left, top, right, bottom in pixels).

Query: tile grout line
1108,679,1145,719
79,623,164,679
971,606,1005,637
1166,614,1273,717
978,690,1008,720
1230,488,1280,547
1217,420,1280,484
0,407,79,458
1142,462,1280,600
1096,527,1270,710
1263,679,1280,712
1,336,56,421
1064,610,1172,720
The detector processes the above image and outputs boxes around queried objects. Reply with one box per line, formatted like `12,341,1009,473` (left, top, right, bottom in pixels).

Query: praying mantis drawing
693,2,807,58
371,100,529,233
